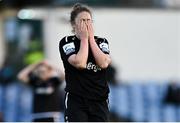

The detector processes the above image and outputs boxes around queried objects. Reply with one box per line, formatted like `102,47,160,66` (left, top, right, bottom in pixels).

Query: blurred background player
18,60,64,122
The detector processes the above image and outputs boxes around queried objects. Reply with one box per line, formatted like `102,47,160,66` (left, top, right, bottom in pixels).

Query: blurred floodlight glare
17,9,47,20
18,9,35,19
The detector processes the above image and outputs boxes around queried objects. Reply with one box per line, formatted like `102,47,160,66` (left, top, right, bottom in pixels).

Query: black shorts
64,92,109,122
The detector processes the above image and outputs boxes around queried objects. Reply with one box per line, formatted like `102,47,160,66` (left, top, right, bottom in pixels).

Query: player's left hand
87,21,94,41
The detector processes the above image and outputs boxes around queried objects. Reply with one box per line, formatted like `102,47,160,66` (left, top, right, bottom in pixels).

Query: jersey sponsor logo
86,62,102,72
99,42,109,53
63,42,75,55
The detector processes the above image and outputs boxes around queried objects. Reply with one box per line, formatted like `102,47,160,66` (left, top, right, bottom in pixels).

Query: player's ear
72,20,77,26
71,22,76,33
72,24,76,28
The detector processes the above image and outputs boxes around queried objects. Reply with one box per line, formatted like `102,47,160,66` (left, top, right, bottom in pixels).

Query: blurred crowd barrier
109,80,180,122
0,80,180,121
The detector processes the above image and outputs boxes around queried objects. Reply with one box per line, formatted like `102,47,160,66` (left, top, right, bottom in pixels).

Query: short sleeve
59,36,76,61
98,38,110,54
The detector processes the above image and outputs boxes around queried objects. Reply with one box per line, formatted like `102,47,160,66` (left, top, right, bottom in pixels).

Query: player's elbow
17,73,23,81
17,74,28,83
76,62,86,69
73,59,86,69
99,58,111,69
68,55,87,69
99,63,109,69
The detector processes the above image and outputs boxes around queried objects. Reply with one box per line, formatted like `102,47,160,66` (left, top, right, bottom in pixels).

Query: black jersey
28,73,63,113
59,35,110,101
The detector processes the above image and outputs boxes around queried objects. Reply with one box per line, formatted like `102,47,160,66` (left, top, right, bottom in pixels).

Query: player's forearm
74,39,89,68
17,63,38,82
18,66,32,82
89,39,111,69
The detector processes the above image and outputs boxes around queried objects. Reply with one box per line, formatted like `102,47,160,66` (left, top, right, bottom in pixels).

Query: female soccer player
59,3,111,122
